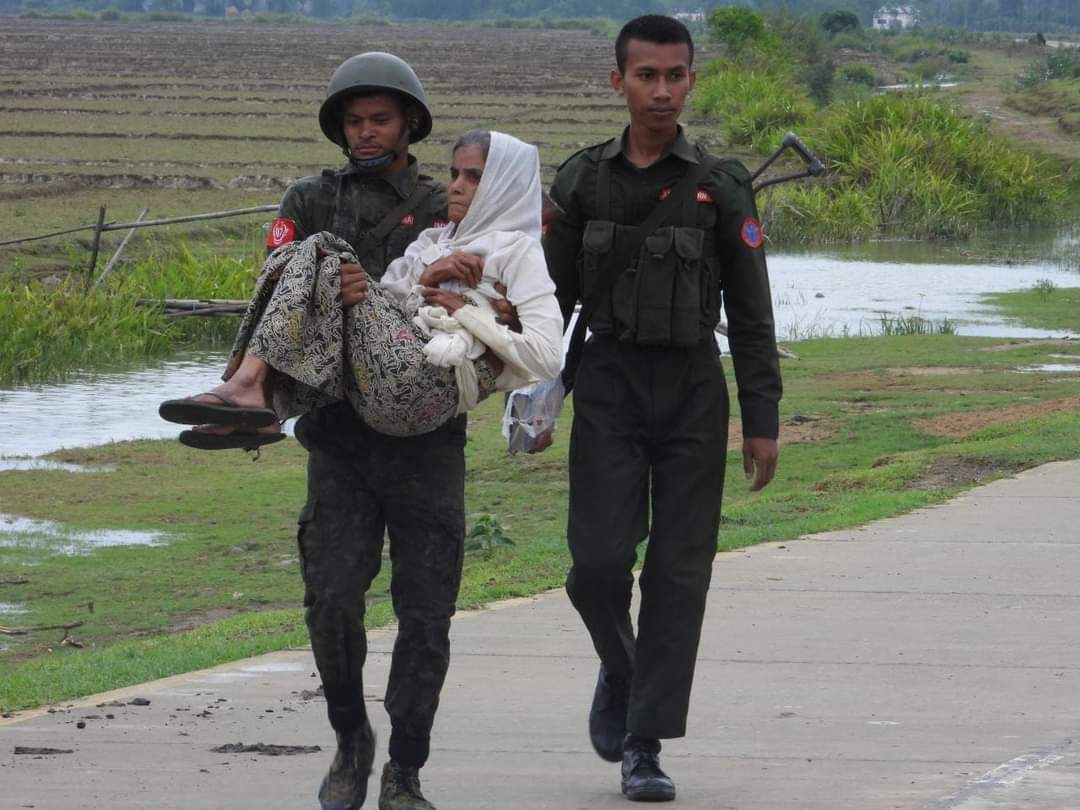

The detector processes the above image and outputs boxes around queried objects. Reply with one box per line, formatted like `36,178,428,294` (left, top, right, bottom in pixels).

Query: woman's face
447,144,485,224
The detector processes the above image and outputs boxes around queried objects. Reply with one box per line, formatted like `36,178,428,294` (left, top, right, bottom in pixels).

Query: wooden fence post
86,206,107,285
93,207,149,290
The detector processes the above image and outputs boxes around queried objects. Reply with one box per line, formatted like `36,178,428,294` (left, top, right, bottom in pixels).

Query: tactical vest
580,156,721,347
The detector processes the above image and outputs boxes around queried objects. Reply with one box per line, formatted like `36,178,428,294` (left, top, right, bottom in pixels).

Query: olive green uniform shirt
543,127,782,439
277,157,448,279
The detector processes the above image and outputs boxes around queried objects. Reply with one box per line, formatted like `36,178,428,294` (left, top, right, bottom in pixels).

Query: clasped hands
337,250,519,331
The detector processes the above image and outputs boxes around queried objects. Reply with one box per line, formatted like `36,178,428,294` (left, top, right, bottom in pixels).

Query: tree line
7,0,1079,32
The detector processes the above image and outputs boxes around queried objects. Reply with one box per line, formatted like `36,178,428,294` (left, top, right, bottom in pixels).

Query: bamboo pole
164,304,246,318
0,220,118,247
99,204,278,233
85,205,107,285
0,203,278,248
93,206,149,289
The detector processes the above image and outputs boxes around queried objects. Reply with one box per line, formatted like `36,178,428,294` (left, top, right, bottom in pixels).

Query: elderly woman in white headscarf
159,130,563,447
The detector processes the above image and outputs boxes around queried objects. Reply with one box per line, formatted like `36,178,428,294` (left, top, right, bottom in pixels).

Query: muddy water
1,230,1077,459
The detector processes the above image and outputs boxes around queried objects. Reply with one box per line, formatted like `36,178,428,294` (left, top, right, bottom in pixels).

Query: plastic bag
502,377,565,455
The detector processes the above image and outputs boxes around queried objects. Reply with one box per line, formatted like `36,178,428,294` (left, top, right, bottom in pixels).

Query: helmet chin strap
344,147,397,174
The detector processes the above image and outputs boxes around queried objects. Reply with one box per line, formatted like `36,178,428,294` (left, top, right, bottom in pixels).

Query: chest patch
658,187,715,204
266,217,296,248
432,219,449,229
740,217,764,249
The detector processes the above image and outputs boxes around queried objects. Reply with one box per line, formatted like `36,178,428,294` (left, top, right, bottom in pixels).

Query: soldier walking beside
543,15,783,802
267,53,504,810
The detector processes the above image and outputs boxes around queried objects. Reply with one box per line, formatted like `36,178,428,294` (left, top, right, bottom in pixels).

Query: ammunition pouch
579,220,716,347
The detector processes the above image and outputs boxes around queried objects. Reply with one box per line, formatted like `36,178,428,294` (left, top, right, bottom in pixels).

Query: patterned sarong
229,232,477,437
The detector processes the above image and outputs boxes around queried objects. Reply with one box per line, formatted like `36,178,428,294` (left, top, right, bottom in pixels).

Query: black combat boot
378,761,436,810
318,719,375,810
589,665,630,762
621,735,675,802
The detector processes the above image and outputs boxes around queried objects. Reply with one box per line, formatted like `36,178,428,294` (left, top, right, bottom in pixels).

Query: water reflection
1017,364,1080,373
0,513,169,556
0,350,238,458
0,458,115,473
766,227,1079,341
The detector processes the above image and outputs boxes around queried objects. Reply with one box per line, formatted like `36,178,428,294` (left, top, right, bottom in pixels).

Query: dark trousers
295,403,466,768
566,337,729,739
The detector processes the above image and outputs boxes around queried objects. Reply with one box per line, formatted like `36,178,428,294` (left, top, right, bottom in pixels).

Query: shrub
693,66,814,153
707,6,768,56
820,9,859,37
830,31,870,52
838,64,879,86
813,93,1060,234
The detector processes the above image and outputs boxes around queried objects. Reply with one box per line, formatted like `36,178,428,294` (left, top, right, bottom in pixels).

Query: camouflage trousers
295,404,467,768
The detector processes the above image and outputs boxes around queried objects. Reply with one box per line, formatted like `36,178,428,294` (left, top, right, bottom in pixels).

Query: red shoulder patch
740,217,764,249
659,187,715,203
267,217,296,249
400,213,416,227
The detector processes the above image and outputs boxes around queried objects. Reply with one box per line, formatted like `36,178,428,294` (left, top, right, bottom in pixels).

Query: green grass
759,92,1065,243
3,330,1080,711
982,285,1080,333
1005,79,1080,136
0,241,261,384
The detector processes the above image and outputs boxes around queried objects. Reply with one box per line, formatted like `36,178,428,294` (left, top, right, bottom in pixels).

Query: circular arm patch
740,218,764,249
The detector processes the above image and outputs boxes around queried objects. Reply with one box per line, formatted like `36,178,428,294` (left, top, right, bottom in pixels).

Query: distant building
872,5,919,30
673,9,706,25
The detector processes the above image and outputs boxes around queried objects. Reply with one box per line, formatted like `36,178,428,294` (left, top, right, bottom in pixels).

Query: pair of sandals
159,393,285,451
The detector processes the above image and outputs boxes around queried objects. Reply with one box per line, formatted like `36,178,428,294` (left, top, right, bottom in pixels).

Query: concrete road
3,460,1078,809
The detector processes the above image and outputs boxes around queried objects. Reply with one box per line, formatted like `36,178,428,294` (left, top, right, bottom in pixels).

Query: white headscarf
379,130,563,412
383,131,544,301
449,130,543,244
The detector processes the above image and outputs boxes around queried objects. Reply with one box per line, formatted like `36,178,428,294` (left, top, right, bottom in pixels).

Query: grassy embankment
0,241,260,384
692,13,1076,242
984,282,1080,332
4,316,1080,712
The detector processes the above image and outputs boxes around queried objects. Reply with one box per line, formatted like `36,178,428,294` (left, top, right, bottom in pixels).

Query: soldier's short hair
615,14,695,73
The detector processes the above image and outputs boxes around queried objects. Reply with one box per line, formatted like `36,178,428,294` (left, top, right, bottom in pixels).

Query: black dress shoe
589,666,629,762
621,737,675,802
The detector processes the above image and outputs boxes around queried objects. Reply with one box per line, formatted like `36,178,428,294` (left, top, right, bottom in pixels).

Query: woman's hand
421,287,467,314
491,282,521,333
420,252,484,288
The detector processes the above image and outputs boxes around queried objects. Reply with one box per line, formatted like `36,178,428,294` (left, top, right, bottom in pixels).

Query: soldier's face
340,94,410,169
611,40,695,133
447,145,485,224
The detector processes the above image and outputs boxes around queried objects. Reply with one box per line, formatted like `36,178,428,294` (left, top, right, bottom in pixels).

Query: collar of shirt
336,155,420,200
599,126,699,167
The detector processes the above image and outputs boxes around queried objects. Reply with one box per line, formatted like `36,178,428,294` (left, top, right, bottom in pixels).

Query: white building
872,5,919,30
673,9,706,24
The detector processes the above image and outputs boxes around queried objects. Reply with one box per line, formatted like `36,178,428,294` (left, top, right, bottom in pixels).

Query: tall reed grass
759,93,1062,243
1,244,258,385
693,66,814,154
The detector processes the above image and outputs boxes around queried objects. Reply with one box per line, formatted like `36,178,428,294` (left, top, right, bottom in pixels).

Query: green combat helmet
318,52,433,172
